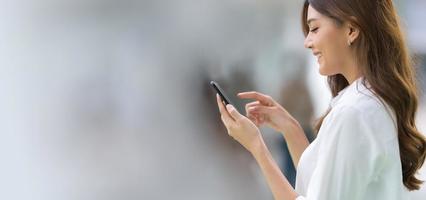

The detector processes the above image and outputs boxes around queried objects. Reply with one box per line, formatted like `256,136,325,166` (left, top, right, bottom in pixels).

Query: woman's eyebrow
307,18,318,25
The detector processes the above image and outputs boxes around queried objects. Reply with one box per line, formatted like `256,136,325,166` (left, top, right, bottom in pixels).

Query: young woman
215,0,426,199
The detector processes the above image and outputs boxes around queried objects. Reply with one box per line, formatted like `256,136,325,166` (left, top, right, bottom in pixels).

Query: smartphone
210,81,233,105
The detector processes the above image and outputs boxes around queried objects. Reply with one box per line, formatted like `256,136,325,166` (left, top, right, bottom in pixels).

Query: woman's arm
279,120,310,169
251,138,299,200
216,94,300,200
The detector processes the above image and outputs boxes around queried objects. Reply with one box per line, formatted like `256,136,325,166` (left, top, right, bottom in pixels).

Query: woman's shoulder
325,90,398,145
333,82,396,128
338,85,385,111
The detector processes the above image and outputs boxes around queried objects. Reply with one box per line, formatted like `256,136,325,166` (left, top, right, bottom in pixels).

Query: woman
215,0,426,199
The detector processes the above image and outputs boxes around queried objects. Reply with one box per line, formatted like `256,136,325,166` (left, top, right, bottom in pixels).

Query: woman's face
304,5,352,76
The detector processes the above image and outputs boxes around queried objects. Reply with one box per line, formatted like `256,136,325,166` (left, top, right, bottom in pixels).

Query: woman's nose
304,36,313,49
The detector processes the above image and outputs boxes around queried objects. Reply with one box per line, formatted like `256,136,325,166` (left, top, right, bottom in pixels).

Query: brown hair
301,0,426,191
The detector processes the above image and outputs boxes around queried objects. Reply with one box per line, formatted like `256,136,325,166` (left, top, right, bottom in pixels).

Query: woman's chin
318,66,328,76
318,66,335,76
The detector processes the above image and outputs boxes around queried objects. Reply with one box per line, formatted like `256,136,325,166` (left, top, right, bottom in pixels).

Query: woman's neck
342,58,365,84
345,72,363,85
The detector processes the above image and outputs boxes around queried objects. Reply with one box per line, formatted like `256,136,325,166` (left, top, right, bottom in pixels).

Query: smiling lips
313,51,322,63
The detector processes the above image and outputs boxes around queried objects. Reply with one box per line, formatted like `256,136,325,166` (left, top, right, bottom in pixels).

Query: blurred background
0,0,425,199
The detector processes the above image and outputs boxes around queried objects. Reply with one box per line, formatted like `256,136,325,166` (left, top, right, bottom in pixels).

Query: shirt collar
330,76,369,108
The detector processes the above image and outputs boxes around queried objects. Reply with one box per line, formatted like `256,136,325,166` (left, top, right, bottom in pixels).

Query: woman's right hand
237,91,300,134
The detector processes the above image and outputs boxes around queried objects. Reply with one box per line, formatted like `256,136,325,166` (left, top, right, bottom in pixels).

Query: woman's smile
313,51,322,63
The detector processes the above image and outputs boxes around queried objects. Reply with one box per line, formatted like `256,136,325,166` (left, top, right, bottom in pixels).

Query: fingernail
226,104,234,111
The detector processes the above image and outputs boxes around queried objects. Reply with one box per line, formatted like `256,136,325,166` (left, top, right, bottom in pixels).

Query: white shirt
295,77,410,200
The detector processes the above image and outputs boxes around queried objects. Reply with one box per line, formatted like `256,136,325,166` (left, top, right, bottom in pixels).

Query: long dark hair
301,0,426,191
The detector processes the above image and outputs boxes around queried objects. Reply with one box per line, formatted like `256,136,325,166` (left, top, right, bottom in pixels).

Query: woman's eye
309,27,319,33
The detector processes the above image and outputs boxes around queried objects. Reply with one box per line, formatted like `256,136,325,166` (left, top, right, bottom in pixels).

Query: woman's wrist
249,135,268,158
279,118,303,136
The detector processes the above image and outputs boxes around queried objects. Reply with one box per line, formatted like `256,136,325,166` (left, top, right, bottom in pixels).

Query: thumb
226,104,242,121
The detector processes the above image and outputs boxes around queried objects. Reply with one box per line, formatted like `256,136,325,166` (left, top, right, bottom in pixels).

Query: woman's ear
346,18,360,46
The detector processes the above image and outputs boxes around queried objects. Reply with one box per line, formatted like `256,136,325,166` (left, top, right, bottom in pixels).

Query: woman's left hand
216,94,263,153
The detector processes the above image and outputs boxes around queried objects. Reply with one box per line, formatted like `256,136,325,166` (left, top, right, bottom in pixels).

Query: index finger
237,91,272,106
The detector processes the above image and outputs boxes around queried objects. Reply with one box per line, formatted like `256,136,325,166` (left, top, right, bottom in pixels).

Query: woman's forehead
307,5,323,24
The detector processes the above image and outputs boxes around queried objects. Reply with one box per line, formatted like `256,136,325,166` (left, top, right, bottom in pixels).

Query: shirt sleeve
296,106,385,200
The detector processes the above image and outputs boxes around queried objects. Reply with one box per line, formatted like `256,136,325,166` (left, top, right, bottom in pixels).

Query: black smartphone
210,81,233,105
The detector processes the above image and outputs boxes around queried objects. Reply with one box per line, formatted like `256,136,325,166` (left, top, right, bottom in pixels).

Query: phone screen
210,81,233,105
